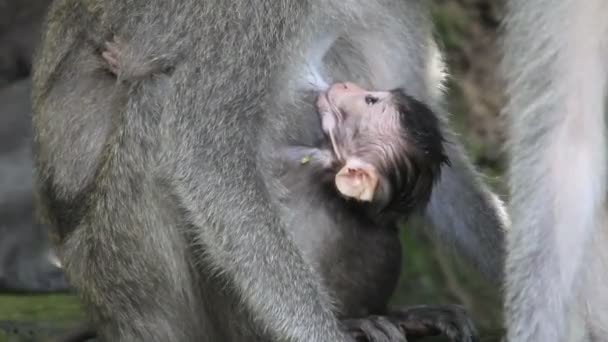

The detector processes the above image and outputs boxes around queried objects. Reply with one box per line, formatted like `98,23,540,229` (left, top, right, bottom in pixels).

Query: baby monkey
284,82,462,341
288,81,450,221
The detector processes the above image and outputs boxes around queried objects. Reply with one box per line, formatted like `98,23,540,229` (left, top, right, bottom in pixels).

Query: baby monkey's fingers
388,304,478,342
342,316,407,342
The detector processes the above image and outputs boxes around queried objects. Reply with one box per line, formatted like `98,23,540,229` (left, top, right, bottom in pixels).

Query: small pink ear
335,159,378,202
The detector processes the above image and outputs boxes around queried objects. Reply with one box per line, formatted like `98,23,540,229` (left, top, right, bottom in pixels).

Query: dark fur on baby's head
372,89,450,220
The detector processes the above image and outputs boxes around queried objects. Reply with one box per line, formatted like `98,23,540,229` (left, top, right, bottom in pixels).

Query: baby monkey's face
316,82,407,202
317,82,400,145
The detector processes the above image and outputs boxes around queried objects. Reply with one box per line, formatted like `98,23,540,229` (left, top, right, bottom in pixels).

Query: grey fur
32,0,507,341
502,0,608,341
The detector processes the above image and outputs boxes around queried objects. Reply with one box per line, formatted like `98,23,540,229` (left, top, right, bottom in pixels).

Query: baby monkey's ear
335,159,378,202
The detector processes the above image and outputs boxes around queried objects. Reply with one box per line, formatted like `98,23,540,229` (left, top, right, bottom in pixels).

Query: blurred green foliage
0,294,81,321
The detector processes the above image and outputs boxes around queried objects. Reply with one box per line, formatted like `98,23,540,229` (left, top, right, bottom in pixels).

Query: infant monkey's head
317,82,450,214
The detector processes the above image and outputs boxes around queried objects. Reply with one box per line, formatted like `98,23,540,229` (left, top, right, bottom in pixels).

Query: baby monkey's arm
281,146,336,169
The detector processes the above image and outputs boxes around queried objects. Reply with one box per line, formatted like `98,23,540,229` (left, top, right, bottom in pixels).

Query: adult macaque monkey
33,0,507,341
502,0,608,341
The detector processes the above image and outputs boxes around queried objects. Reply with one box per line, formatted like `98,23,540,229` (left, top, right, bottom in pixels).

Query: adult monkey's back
32,0,507,341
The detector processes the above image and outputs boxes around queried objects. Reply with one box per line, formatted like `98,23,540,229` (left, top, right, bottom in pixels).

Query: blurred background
0,0,507,340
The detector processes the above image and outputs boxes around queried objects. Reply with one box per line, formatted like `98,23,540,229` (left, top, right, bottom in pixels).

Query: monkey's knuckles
389,305,478,342
342,316,408,342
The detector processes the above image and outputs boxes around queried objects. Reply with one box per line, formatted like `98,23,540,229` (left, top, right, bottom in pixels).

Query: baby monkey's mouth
317,90,344,161
327,129,342,162
320,88,344,121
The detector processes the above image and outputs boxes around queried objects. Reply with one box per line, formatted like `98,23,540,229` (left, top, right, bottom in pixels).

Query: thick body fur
32,0,508,341
502,0,608,341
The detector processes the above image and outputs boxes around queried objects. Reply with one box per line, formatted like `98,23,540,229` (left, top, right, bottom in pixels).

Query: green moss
0,295,83,321
391,226,450,306
430,3,468,50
